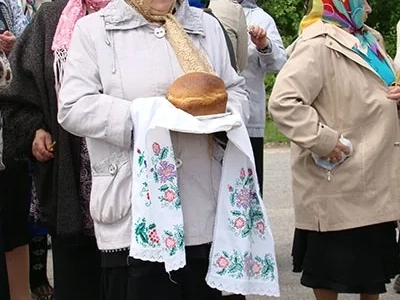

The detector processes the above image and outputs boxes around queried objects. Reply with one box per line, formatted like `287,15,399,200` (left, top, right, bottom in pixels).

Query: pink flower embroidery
256,221,265,234
152,142,161,154
247,168,253,176
234,217,246,229
164,190,176,202
240,168,246,179
137,148,141,154
216,256,230,269
252,262,262,275
228,184,233,192
165,237,176,249
146,192,150,200
148,229,160,244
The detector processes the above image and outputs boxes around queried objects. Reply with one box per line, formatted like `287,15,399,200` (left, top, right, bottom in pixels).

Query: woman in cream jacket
269,0,400,299
58,0,249,298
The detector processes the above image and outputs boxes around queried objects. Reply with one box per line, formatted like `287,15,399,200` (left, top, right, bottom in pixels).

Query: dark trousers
52,235,101,300
250,137,264,196
0,206,10,300
101,246,222,300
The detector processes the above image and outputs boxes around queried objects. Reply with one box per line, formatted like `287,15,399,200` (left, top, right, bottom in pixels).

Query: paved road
47,147,399,300
248,147,398,300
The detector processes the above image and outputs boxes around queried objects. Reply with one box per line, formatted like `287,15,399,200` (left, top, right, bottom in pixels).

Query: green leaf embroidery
135,220,146,235
138,155,144,166
159,148,169,160
139,231,148,244
159,184,169,192
241,227,251,238
231,210,242,216
153,171,159,183
251,210,264,222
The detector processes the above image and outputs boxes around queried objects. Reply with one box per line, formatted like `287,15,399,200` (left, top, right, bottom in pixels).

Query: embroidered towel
129,97,279,296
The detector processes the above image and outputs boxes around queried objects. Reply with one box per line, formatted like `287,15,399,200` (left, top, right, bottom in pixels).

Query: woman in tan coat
269,0,400,299
395,20,400,68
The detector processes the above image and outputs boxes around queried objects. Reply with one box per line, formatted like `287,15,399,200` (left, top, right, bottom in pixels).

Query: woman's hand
322,134,351,164
32,129,55,162
0,31,16,55
387,85,400,101
248,25,269,51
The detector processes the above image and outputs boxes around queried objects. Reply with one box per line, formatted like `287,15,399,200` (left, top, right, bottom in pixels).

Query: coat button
175,158,183,169
394,142,400,147
154,27,166,38
109,164,118,175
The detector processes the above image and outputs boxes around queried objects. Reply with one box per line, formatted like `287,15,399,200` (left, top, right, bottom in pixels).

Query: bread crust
167,72,228,116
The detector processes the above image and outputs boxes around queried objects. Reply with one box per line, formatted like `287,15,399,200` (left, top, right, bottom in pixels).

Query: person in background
14,0,54,300
394,19,400,295
13,1,55,299
238,0,286,195
269,0,400,299
17,0,50,21
0,50,13,300
395,20,400,68
188,0,237,71
0,1,29,300
209,0,248,73
0,0,110,299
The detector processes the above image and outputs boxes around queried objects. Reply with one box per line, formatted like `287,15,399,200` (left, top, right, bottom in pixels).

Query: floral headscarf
300,0,381,59
52,0,111,94
52,0,110,51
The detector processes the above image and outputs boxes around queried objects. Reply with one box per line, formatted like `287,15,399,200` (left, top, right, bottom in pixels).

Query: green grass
264,117,289,144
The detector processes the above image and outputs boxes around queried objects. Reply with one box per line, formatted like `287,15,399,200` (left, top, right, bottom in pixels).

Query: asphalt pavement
248,147,399,300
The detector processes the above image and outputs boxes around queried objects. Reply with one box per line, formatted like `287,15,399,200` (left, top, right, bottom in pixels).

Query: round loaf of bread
167,72,228,116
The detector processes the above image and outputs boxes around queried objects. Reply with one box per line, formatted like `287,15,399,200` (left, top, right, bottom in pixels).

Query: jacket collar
99,0,205,36
301,21,395,83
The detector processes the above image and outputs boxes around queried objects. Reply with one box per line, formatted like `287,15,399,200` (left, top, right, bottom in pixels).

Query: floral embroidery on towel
213,250,276,280
134,218,160,247
134,217,184,257
163,224,185,256
149,143,181,210
132,139,185,266
228,168,266,239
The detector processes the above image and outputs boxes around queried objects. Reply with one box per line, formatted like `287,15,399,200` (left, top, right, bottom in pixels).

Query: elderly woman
0,51,13,300
395,20,400,68
268,0,400,299
55,0,281,296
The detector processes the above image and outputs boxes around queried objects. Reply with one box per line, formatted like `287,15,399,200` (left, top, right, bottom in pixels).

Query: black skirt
100,244,223,300
0,160,30,252
292,222,400,294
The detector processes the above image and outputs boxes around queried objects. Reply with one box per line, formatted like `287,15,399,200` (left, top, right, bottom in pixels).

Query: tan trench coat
269,21,400,232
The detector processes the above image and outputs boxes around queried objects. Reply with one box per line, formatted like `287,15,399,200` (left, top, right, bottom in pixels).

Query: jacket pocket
90,150,132,224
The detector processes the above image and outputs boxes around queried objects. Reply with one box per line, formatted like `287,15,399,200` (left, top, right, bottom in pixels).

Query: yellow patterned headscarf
299,0,381,59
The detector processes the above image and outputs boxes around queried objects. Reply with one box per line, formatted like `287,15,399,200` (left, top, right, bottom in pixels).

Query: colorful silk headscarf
300,0,381,59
